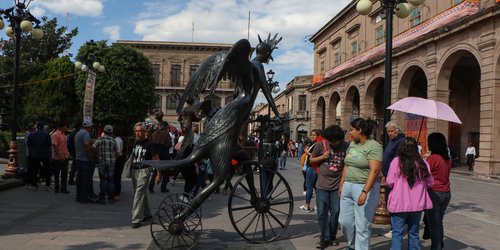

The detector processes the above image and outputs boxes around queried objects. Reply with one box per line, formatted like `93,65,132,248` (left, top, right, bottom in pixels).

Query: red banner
405,114,427,156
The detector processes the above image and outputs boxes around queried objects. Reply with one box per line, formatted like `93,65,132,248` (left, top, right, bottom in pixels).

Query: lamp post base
2,141,17,179
372,180,391,225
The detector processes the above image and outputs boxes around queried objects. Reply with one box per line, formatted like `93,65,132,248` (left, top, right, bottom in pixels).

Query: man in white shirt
465,143,476,171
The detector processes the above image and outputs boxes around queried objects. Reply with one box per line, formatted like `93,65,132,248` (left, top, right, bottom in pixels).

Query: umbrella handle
417,116,424,143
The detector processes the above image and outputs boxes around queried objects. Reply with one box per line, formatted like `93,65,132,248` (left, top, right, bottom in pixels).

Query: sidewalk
0,158,23,191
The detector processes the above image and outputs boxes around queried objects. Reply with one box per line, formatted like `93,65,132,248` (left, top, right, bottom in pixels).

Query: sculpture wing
176,51,227,113
176,39,252,113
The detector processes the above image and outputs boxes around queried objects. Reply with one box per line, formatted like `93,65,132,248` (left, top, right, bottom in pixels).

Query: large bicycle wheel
228,165,294,243
150,202,202,250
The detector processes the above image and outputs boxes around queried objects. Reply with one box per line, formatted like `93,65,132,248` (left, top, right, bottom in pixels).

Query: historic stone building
114,40,235,129
310,0,500,176
252,75,313,142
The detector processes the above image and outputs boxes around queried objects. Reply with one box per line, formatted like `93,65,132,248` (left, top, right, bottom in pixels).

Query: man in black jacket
26,122,52,190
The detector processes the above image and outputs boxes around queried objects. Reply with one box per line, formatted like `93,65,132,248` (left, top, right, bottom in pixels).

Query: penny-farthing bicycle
150,115,294,249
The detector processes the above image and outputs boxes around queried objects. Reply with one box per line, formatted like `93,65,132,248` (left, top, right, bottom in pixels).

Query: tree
75,41,155,134
23,57,80,126
0,17,78,128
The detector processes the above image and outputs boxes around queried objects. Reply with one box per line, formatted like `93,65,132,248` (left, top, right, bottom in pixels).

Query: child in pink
386,137,433,250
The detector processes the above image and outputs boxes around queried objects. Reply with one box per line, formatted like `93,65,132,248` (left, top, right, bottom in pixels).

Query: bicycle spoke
232,194,252,203
232,205,255,211
235,209,256,224
267,210,285,228
269,207,289,216
252,213,260,240
270,189,287,201
262,210,266,240
266,178,283,199
242,210,259,234
269,200,292,206
264,213,277,236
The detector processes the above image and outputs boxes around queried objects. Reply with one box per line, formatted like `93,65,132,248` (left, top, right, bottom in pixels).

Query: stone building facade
310,0,500,176
114,40,235,129
252,75,313,142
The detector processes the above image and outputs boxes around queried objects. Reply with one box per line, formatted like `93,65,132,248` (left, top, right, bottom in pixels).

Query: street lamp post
0,0,43,178
266,69,280,117
74,40,105,134
357,0,426,224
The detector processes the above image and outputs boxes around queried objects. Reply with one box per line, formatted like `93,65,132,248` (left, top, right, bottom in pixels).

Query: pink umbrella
387,97,462,141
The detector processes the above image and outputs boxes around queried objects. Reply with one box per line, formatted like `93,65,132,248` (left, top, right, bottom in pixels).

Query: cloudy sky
4,0,351,97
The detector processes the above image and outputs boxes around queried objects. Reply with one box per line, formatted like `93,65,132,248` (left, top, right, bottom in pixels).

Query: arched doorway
438,51,480,161
296,124,308,142
399,66,429,152
328,92,341,126
344,86,360,129
315,97,326,130
365,77,384,141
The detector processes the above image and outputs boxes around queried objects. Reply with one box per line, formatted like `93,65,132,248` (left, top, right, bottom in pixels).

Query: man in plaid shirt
93,125,118,204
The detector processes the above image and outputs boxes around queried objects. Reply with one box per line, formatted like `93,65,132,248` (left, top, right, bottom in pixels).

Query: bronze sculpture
144,34,281,210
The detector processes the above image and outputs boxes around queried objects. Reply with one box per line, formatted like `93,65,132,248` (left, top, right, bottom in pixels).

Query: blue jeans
316,188,340,242
339,181,380,250
260,169,274,198
427,191,451,250
391,212,422,250
97,161,115,200
76,160,94,201
305,167,317,204
278,155,287,169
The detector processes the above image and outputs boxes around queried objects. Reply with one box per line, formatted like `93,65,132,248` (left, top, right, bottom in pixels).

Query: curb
451,170,500,184
0,178,23,191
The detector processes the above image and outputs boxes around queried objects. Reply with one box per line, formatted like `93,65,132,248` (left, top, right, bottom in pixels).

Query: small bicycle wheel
158,193,197,210
228,166,294,243
150,202,202,250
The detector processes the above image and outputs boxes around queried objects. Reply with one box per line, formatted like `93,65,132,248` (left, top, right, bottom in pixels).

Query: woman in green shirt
338,118,383,250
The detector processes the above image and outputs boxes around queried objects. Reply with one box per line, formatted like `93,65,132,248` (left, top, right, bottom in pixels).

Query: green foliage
23,57,80,126
0,17,78,128
75,42,155,134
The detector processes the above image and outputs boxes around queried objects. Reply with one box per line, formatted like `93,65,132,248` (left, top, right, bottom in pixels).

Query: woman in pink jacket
387,137,433,250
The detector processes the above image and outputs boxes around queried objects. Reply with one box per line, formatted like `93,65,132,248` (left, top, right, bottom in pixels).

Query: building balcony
294,110,309,120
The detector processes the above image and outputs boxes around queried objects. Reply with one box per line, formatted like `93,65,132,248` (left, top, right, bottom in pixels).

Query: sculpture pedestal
373,180,391,225
2,141,17,179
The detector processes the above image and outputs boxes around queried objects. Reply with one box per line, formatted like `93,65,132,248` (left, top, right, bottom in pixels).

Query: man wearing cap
75,118,95,203
93,125,118,204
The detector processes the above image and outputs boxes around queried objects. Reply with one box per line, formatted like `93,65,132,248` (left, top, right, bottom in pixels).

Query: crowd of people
293,118,452,250
23,114,454,249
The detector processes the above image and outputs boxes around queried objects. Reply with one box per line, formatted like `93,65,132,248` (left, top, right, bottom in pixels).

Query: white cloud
133,0,350,83
31,0,104,17
103,25,121,41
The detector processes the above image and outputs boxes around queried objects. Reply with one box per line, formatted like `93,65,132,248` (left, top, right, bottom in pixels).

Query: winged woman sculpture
143,34,281,213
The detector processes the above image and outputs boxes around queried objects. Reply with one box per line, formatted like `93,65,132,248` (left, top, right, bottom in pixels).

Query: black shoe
96,198,106,204
131,223,141,229
87,195,99,202
68,180,75,185
60,190,70,194
142,216,152,222
54,189,60,193
316,240,330,249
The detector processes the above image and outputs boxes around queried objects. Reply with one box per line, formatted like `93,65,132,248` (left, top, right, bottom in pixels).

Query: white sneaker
299,205,311,212
384,231,392,238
